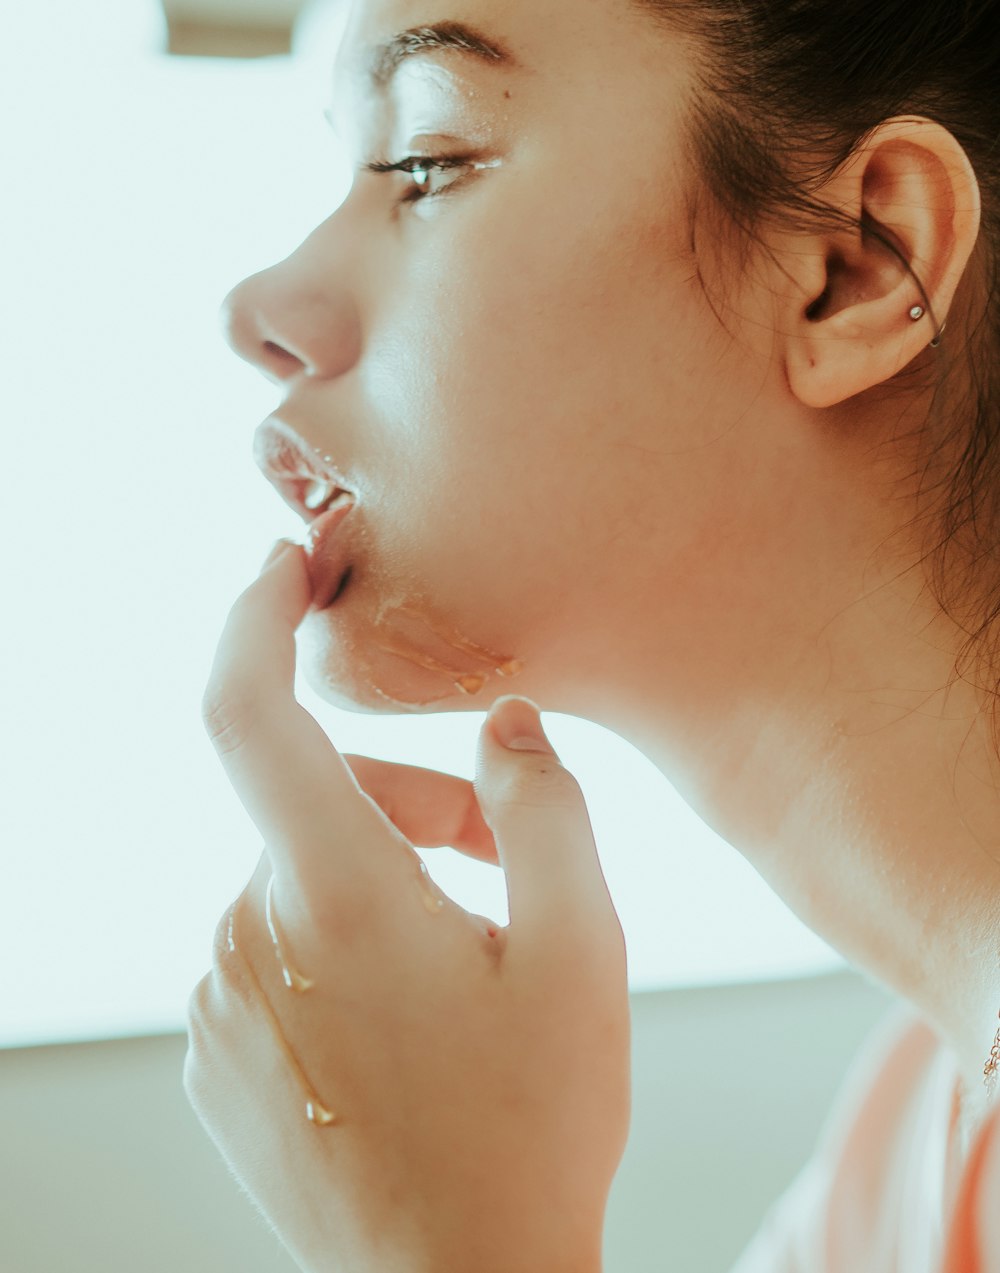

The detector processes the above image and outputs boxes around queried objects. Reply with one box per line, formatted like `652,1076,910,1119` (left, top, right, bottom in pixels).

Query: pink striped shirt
729,1004,1000,1272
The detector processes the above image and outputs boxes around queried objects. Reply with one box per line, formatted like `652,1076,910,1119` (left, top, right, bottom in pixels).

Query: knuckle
200,684,257,756
181,1046,198,1101
185,972,211,1030
181,1034,209,1111
183,982,212,1099
493,760,582,809
210,906,234,968
205,898,259,1009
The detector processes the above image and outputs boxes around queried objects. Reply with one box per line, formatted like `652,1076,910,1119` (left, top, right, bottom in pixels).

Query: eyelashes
322,105,495,208
362,153,487,206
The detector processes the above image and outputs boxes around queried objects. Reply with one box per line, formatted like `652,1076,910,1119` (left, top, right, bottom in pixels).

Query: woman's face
222,0,823,736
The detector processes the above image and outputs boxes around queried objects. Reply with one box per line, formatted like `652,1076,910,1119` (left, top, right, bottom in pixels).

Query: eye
363,153,494,206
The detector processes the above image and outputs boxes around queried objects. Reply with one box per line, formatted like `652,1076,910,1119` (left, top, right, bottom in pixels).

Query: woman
182,0,1000,1268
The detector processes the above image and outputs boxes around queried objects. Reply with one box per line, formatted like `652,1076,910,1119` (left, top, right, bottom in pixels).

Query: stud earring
907,297,946,347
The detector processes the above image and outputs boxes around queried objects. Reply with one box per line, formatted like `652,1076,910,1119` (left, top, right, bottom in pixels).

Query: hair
630,0,1000,756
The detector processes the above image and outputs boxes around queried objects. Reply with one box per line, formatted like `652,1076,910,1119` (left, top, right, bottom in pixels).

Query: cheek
407,209,666,487
328,169,753,710
435,177,715,448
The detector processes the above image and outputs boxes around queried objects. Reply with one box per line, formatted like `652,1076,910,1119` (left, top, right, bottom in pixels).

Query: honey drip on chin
362,597,525,707
225,865,447,1124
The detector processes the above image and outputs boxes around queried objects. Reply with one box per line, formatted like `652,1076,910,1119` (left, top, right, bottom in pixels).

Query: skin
194,0,1000,1259
188,562,627,1271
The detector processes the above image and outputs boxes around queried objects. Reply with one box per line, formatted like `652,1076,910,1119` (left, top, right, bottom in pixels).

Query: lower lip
304,496,356,609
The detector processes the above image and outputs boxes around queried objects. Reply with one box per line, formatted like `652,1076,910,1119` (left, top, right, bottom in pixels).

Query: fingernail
259,538,293,574
490,696,556,754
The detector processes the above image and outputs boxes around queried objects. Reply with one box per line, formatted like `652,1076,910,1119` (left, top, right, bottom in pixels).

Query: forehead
330,0,678,85
327,0,686,142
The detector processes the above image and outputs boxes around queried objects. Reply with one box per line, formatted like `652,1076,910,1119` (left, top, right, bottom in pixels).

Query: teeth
303,477,339,511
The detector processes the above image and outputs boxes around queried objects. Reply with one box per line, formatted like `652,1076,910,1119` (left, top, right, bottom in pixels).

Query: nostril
260,340,304,382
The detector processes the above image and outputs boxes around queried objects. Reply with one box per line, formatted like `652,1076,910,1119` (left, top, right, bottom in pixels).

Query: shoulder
972,1101,1000,1265
812,1000,940,1158
727,1004,954,1273
943,1097,1000,1272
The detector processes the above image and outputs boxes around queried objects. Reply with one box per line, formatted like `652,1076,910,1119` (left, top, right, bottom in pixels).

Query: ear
780,117,981,410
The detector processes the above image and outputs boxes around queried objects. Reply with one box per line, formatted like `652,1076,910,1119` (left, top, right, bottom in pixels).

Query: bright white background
0,0,844,1049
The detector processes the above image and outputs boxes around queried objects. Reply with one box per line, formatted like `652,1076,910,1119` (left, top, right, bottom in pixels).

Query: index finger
201,541,413,904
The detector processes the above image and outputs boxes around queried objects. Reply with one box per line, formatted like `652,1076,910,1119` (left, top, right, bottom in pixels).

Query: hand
183,539,631,1273
337,753,502,868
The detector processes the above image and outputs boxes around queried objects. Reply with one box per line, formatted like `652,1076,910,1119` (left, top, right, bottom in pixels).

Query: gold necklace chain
985,1011,1000,1100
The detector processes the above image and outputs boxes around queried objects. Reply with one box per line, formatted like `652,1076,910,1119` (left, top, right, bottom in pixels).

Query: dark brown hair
632,0,1000,750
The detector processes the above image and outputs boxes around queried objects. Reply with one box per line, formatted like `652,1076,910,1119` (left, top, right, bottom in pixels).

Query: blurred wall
159,0,311,56
0,968,894,1273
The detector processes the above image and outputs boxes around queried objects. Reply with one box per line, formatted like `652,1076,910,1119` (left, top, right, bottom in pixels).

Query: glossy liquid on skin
361,591,525,707
225,863,448,1126
299,463,527,706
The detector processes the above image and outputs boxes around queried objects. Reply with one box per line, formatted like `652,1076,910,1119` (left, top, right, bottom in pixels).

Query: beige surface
165,19,295,57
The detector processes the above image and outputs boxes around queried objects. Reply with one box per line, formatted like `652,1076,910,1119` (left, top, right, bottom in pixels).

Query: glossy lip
253,418,354,524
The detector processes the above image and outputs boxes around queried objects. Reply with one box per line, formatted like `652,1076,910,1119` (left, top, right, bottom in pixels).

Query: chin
295,584,527,716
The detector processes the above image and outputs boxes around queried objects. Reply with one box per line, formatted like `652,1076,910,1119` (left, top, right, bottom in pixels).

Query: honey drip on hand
265,874,314,992
417,858,446,913
225,882,335,1125
225,867,446,1125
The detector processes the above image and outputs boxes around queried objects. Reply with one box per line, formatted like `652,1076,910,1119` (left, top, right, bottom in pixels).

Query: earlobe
782,117,981,411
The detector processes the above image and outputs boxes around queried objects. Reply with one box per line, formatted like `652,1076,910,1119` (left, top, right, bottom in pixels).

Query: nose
219,247,362,386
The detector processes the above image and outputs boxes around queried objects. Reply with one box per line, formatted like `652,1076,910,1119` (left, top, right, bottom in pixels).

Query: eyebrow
366,20,519,91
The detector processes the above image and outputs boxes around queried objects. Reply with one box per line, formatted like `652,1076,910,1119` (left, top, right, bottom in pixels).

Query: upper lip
253,418,354,523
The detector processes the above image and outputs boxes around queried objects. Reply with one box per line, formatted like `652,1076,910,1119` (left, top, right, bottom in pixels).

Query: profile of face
219,0,941,755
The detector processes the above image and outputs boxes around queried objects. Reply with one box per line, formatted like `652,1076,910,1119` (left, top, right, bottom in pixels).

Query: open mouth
304,496,357,609
254,419,355,525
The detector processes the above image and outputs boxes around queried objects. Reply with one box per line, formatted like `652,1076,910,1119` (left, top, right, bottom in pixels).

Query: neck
603,615,1000,1129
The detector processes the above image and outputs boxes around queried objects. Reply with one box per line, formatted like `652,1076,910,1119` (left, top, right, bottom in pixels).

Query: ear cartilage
909,305,925,321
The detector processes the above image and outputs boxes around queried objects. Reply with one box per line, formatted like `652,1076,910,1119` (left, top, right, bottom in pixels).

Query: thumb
474,696,621,961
